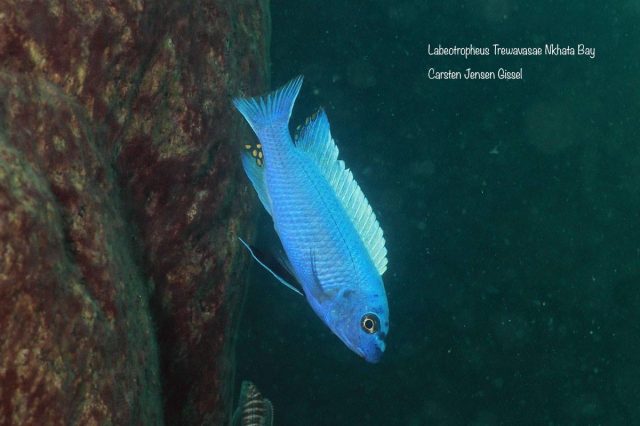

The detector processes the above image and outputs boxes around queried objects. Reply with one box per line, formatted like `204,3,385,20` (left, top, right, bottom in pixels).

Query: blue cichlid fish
233,76,389,363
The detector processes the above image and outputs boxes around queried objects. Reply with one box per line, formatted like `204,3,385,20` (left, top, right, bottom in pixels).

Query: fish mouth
335,329,385,363
363,345,384,363
360,338,385,363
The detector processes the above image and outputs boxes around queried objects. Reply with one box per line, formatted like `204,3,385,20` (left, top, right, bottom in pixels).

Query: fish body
232,381,273,426
233,76,388,362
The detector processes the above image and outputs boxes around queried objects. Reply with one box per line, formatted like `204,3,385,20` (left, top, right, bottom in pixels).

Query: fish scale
262,138,357,285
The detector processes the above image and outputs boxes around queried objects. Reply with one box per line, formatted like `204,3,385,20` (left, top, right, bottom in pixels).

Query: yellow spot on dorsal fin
257,158,263,167
256,143,262,149
244,144,252,150
252,149,258,157
258,151,263,159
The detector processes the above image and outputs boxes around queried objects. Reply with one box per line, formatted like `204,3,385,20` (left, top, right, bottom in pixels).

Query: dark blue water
237,1,640,424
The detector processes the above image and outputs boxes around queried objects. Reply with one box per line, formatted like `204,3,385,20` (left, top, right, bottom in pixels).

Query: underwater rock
0,0,269,424
0,72,163,426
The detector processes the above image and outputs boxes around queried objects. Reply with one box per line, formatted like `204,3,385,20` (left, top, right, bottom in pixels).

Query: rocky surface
0,0,269,424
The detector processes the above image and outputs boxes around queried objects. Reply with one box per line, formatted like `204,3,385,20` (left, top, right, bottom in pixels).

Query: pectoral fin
307,250,336,303
238,237,303,296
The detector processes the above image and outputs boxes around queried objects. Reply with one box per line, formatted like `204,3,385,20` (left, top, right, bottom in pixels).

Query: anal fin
241,150,272,216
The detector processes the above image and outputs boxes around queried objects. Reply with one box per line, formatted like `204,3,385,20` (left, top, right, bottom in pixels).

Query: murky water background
237,1,640,424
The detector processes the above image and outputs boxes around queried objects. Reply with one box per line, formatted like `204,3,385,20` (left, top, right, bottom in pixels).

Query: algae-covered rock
0,0,269,424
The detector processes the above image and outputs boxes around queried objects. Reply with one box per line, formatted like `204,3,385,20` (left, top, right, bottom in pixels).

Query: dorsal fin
295,109,388,275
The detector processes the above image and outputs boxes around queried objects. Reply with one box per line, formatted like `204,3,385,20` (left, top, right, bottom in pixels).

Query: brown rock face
0,1,269,424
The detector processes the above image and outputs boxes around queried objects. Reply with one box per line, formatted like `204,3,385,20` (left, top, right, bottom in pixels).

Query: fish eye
360,313,380,334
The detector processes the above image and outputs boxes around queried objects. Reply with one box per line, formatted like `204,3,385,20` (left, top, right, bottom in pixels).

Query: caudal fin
232,75,304,134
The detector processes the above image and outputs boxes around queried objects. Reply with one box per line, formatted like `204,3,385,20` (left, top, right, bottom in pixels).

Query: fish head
322,285,389,364
349,306,388,363
306,255,389,363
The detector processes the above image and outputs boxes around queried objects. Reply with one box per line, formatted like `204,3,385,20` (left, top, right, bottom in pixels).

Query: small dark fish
232,381,273,426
